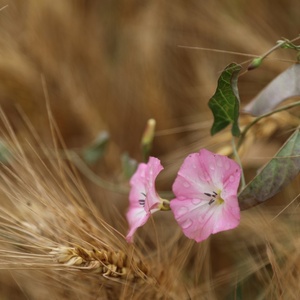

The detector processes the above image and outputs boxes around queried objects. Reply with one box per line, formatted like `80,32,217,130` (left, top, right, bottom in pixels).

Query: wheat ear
50,245,150,281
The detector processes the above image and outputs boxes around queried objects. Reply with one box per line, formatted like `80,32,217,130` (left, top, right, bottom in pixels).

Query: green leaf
121,152,137,180
244,64,300,116
82,131,109,164
278,39,300,51
208,63,242,137
239,128,300,210
0,139,11,163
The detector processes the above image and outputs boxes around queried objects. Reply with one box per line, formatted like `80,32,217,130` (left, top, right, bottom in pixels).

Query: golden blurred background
0,0,300,299
0,0,299,155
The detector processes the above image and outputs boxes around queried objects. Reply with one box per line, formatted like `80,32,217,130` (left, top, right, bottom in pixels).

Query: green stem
232,137,246,189
248,36,300,69
260,40,286,60
261,36,300,59
237,100,300,151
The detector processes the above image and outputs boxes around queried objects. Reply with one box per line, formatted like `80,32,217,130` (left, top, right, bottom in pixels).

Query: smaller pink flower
126,157,164,243
170,149,241,243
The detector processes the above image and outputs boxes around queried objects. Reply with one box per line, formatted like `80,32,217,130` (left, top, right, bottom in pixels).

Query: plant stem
237,100,300,150
261,36,300,59
232,137,246,189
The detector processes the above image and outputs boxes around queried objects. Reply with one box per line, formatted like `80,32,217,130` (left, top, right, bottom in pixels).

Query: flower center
138,192,146,207
204,190,224,205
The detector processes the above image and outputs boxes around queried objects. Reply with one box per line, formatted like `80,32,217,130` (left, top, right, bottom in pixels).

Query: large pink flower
126,157,164,243
170,149,241,243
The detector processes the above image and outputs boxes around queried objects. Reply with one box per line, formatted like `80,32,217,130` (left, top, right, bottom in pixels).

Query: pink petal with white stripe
170,149,241,243
126,157,163,243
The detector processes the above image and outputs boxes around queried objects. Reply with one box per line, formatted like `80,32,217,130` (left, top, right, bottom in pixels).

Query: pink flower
170,149,241,243
126,157,164,243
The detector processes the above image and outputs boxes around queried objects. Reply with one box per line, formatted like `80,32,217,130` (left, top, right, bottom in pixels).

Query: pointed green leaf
82,131,109,164
239,128,300,210
121,152,137,180
244,64,300,116
208,63,242,137
0,139,11,163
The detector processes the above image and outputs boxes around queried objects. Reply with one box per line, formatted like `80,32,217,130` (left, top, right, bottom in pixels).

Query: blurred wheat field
0,0,300,299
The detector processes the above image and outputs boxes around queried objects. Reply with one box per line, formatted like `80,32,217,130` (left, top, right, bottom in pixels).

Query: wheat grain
50,245,149,281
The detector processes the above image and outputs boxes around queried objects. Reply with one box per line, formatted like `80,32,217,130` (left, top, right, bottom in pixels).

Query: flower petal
173,149,241,195
126,209,150,243
171,149,241,242
171,196,240,242
126,157,163,242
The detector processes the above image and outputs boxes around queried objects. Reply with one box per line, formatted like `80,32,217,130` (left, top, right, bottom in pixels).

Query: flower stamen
204,191,218,205
138,192,146,207
208,198,215,205
138,199,145,207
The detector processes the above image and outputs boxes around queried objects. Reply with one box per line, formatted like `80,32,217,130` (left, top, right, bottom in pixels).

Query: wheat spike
50,245,150,281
